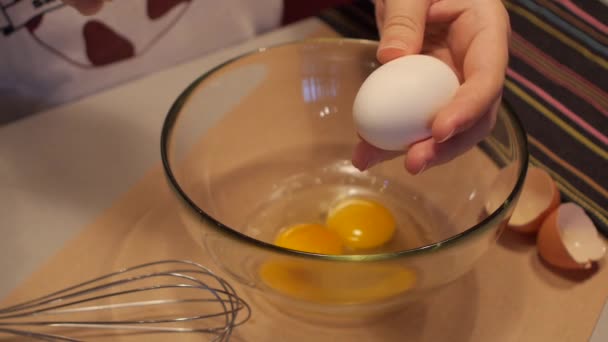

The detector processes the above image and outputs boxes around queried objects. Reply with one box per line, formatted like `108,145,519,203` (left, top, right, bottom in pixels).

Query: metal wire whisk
0,260,251,341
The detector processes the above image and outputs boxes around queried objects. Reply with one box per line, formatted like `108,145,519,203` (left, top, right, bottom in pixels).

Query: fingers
431,74,501,143
361,0,509,175
374,0,385,33
62,0,106,15
427,0,467,23
377,0,432,63
351,139,404,171
431,29,509,142
428,1,509,143
405,97,500,174
352,96,498,174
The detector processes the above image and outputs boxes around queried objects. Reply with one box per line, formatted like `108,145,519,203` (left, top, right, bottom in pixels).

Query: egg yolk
259,261,416,304
326,198,396,250
274,223,343,255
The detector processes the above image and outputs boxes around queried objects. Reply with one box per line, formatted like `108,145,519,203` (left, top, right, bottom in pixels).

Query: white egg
352,54,460,151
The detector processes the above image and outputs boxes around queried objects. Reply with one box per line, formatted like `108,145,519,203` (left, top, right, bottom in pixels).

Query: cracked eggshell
484,166,560,234
508,166,561,233
537,202,606,270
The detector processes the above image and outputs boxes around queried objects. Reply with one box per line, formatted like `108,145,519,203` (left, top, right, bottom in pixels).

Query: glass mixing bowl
161,39,528,324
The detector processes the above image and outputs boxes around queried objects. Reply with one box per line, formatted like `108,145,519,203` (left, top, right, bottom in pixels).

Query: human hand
352,0,511,175
61,0,107,15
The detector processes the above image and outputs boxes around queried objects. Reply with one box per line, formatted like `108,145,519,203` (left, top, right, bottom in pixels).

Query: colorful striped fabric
317,0,607,236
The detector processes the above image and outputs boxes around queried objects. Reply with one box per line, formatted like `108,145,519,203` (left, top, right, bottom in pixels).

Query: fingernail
437,129,455,143
415,162,427,175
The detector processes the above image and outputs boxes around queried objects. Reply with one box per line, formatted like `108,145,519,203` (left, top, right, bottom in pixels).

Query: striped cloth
317,0,608,237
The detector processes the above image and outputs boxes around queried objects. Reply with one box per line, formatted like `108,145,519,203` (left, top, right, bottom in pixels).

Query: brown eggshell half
507,166,561,233
537,203,606,270
537,207,585,269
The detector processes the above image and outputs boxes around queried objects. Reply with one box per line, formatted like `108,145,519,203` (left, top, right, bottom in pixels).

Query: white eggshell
558,203,606,264
353,54,460,151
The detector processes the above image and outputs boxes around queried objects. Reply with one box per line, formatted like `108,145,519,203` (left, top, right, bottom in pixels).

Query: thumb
377,0,431,64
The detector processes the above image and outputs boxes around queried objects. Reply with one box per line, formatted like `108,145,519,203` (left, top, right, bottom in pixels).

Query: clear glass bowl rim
160,37,529,262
